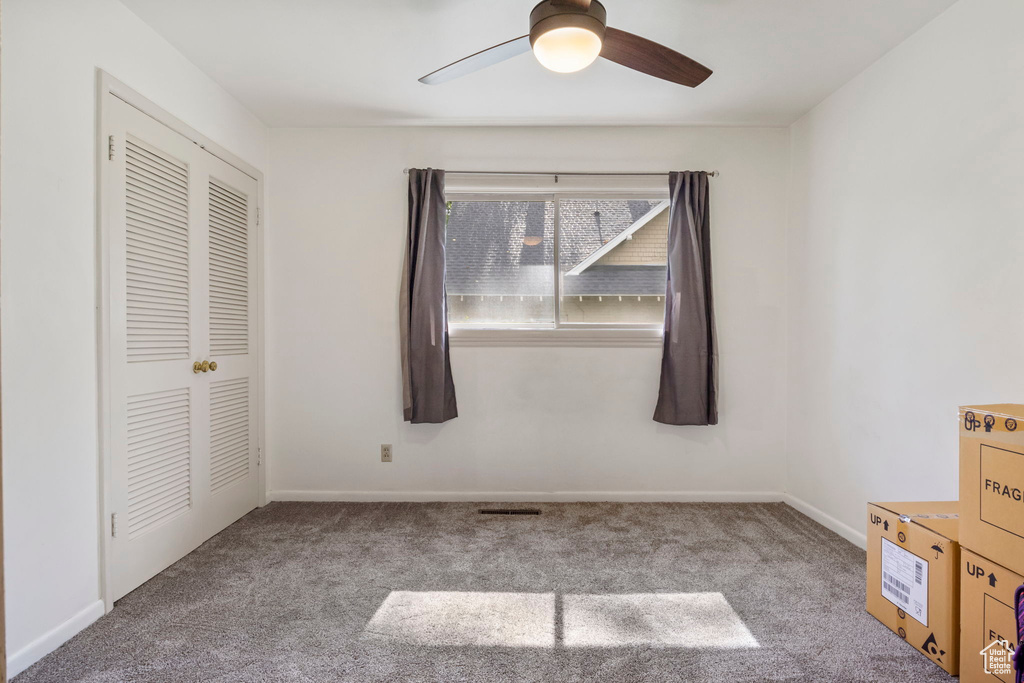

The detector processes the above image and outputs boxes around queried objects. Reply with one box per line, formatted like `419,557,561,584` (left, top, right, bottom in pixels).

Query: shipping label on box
881,537,930,624
866,502,960,675
960,405,1024,574
960,548,1022,683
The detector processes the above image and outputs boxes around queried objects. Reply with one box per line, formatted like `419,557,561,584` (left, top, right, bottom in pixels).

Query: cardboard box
960,404,1024,574
866,502,960,675
960,548,1022,683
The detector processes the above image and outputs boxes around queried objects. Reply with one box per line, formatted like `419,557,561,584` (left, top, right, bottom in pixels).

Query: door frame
96,71,267,612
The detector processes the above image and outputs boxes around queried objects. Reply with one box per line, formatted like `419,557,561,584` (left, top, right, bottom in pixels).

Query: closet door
106,96,258,601
202,154,259,540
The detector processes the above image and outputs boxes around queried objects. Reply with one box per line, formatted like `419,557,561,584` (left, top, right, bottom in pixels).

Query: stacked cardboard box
866,501,961,674
958,404,1024,683
866,404,1024,678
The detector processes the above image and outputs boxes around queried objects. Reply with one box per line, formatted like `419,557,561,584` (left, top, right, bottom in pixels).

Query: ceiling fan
419,0,712,87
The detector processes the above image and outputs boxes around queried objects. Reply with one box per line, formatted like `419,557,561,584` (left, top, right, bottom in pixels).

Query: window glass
445,200,555,325
557,198,668,324
445,196,669,328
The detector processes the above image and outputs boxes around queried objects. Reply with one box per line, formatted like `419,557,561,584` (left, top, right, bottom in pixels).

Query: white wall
267,127,789,501
13,0,1015,673
786,0,1024,543
1,0,268,674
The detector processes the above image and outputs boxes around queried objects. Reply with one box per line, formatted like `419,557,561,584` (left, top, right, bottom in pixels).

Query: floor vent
478,508,541,516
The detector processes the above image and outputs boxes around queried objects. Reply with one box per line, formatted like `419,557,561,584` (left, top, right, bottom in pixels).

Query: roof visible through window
445,196,668,327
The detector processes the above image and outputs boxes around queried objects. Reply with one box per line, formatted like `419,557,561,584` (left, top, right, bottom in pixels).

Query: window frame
445,190,668,347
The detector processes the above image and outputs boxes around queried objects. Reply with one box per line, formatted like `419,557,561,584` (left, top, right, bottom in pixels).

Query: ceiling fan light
532,26,603,73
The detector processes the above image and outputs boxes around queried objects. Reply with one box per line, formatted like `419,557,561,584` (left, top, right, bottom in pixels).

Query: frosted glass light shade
532,27,602,73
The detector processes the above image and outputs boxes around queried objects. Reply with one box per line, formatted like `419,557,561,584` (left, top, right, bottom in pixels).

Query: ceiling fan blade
419,35,531,85
600,27,712,87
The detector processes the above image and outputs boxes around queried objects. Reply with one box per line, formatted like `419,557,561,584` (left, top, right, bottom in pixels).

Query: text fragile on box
960,404,1024,574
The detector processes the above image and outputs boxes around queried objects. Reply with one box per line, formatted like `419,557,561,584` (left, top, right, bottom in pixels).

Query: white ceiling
119,0,957,127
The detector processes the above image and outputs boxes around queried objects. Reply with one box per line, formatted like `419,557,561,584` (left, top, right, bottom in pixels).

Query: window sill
448,327,664,348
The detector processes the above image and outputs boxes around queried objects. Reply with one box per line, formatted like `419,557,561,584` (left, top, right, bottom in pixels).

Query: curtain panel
654,171,718,426
400,168,458,424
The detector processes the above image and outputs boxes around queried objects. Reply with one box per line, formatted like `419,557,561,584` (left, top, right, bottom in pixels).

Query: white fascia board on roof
566,200,670,275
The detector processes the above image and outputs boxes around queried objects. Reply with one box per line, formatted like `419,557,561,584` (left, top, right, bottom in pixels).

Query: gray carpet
16,502,955,682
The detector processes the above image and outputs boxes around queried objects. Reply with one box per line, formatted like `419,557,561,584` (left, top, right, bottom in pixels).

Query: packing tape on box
895,514,912,632
897,514,912,540
961,409,1020,434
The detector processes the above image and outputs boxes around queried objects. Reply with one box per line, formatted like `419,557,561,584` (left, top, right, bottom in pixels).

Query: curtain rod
401,169,719,178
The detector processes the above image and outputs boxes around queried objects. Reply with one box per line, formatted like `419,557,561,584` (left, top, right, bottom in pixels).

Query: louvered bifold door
108,97,207,600
202,157,259,540
106,96,259,602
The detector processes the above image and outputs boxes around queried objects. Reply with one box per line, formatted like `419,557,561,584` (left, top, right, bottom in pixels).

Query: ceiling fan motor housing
529,0,608,47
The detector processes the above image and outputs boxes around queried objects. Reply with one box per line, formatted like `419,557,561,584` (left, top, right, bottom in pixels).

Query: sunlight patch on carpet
362,591,758,650
362,591,556,647
563,592,760,649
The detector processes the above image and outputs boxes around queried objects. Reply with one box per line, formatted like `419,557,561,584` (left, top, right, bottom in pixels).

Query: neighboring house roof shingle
446,199,666,296
563,265,667,296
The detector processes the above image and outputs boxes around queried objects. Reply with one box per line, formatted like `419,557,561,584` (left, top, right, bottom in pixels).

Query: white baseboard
7,599,105,678
784,494,867,549
271,490,866,547
269,490,787,503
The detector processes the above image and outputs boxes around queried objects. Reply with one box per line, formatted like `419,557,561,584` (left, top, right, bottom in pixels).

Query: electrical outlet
381,444,393,462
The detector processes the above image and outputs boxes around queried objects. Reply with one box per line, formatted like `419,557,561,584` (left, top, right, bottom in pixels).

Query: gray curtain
654,171,718,426
401,169,458,424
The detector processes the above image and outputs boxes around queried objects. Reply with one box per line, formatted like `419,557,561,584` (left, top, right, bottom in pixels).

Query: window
446,198,555,326
557,198,669,325
445,192,668,343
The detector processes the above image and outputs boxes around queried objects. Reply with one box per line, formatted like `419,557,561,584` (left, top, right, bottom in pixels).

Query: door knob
201,360,210,372
209,361,218,372
193,361,203,374
193,360,211,373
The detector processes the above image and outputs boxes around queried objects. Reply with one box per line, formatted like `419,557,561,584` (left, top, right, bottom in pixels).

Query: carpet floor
16,502,955,682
